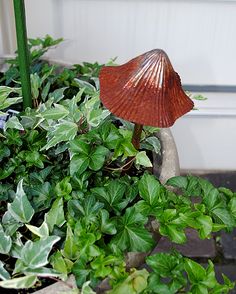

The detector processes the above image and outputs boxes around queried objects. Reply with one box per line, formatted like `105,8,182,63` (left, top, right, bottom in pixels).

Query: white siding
23,0,236,85
1,0,236,170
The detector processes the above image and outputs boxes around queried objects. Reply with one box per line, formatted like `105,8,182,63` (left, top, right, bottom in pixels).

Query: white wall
1,0,236,171
0,0,16,56
172,92,236,171
23,0,236,85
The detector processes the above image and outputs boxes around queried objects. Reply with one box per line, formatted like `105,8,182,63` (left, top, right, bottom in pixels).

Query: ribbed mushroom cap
99,49,194,127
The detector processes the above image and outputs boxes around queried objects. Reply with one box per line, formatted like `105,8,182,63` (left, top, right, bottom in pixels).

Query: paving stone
183,171,236,191
214,265,236,293
34,275,77,294
221,228,236,259
151,228,216,258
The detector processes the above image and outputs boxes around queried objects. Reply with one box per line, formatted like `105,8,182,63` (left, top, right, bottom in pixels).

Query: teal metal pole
13,0,32,108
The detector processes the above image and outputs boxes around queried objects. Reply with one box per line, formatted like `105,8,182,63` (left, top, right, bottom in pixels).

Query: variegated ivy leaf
40,103,69,120
21,235,60,269
4,116,24,131
0,275,38,289
81,281,96,294
42,120,78,150
26,221,49,238
135,151,153,168
7,180,35,223
0,224,12,254
0,86,22,110
49,87,68,103
0,261,10,280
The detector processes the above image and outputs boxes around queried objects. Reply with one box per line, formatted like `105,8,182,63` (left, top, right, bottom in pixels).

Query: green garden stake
13,0,32,108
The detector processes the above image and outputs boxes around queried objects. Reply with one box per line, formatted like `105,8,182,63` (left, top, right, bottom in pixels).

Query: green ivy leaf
50,251,68,275
166,176,188,190
99,209,117,235
138,173,161,207
25,150,44,168
70,154,90,176
70,138,90,155
99,122,121,149
0,145,10,162
184,258,206,283
62,225,80,260
68,196,103,225
55,177,72,198
8,180,34,223
196,215,213,239
107,269,149,294
146,252,184,277
89,145,109,171
229,197,236,218
111,207,154,252
45,198,65,233
21,236,60,269
159,224,187,244
92,179,127,213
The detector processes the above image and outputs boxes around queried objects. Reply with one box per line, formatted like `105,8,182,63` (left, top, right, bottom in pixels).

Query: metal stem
131,123,143,150
13,0,32,108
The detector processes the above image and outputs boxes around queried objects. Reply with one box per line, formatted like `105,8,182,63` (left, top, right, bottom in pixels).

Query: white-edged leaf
42,121,78,150
135,151,153,167
87,109,110,127
7,180,34,223
49,87,68,103
26,221,49,238
81,281,96,294
41,104,69,120
21,236,60,269
0,97,23,110
0,275,38,289
0,224,12,254
0,261,10,280
145,136,161,153
23,267,62,278
4,116,24,131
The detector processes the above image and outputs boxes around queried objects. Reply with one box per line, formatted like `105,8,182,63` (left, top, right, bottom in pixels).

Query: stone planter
34,128,180,294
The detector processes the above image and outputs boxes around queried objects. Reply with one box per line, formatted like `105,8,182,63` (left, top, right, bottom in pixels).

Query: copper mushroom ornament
99,49,194,149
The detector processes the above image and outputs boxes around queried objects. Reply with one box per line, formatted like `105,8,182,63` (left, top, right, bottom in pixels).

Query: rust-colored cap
99,49,194,127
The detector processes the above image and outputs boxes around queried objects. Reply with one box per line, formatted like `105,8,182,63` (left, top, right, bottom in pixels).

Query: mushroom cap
99,49,194,127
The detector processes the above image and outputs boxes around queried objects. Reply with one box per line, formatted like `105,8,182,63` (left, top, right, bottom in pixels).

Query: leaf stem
105,157,135,171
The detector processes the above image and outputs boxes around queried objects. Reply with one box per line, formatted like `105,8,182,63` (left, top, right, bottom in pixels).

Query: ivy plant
0,36,235,293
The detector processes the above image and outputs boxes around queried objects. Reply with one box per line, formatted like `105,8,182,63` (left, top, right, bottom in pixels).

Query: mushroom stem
122,123,143,175
132,123,143,150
